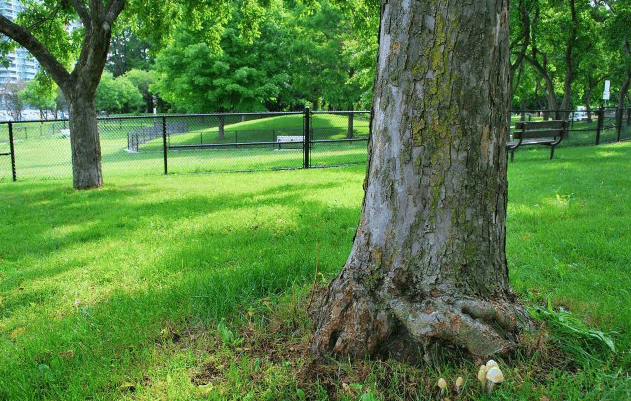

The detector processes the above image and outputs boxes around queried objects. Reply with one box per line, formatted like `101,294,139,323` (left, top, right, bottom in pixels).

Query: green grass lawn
1,142,630,400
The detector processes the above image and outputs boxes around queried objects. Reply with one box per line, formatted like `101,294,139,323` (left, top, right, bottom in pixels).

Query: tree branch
68,0,91,28
104,0,126,24
0,14,72,91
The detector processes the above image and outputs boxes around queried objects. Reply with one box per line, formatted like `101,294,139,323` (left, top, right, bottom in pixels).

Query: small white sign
603,80,611,100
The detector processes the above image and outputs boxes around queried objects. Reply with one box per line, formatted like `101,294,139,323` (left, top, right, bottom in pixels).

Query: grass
1,142,631,399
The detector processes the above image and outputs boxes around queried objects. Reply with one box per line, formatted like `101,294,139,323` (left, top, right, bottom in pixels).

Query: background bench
276,135,304,149
508,120,568,161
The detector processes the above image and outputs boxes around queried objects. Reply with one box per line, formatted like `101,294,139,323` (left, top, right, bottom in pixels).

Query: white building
0,0,39,83
0,0,41,114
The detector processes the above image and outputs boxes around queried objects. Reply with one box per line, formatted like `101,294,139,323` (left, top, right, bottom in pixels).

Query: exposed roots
311,273,534,365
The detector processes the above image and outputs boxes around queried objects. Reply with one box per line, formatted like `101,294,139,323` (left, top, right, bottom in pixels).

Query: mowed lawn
1,142,630,400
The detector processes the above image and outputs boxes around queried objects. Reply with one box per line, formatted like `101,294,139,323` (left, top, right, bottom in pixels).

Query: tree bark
68,93,103,189
312,0,532,364
616,39,631,135
0,0,125,189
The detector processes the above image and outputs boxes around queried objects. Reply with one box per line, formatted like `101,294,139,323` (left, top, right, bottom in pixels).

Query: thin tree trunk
217,115,225,140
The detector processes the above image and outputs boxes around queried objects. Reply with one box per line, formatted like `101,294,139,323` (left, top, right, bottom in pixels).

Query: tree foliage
510,0,631,111
95,71,144,114
152,0,378,112
153,6,295,113
2,79,25,121
19,74,57,118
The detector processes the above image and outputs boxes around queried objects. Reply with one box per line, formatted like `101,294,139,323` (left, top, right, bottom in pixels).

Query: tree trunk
68,94,103,189
347,110,354,139
312,0,532,364
217,115,225,140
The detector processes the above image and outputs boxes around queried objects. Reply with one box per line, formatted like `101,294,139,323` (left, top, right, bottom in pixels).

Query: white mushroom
437,377,447,396
455,376,464,393
485,359,499,370
486,366,504,394
477,365,487,388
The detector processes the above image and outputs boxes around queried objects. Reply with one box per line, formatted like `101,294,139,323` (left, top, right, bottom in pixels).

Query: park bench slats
508,119,568,161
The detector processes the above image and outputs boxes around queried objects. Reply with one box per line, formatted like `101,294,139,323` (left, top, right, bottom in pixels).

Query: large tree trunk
0,0,125,190
312,0,532,364
68,94,103,189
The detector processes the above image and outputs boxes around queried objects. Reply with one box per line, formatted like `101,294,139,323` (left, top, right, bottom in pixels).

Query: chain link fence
2,107,630,183
0,110,370,182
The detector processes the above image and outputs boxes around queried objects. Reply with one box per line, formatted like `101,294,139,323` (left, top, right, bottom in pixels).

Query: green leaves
530,302,617,365
95,71,144,114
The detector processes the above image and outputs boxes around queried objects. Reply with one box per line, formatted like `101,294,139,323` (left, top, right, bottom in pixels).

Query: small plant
217,320,243,347
530,300,616,365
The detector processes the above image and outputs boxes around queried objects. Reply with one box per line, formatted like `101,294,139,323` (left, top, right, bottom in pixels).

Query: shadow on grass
0,174,362,399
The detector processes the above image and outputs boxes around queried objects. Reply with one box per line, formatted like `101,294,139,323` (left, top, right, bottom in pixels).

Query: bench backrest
514,120,568,139
276,135,304,142
513,120,567,139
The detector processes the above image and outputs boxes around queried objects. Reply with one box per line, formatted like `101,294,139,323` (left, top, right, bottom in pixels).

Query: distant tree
95,71,144,114
0,0,268,189
19,74,57,119
106,29,154,77
154,6,295,113
2,80,25,121
601,0,631,127
123,69,158,113
288,0,376,111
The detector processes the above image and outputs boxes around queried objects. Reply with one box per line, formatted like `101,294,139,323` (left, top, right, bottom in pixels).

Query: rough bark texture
312,0,533,364
0,0,126,189
68,94,103,189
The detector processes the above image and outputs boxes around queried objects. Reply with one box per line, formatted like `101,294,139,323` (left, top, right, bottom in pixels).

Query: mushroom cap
477,365,487,384
486,366,504,384
456,376,464,387
485,359,499,370
437,378,447,389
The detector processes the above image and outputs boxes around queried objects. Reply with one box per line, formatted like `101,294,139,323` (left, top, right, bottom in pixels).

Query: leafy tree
0,0,267,189
123,69,158,113
312,0,533,362
287,0,377,111
600,0,631,127
154,6,295,113
19,74,57,119
106,28,154,77
511,0,607,116
95,71,143,114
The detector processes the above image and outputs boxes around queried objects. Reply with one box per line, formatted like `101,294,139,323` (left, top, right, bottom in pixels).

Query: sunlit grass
1,141,631,399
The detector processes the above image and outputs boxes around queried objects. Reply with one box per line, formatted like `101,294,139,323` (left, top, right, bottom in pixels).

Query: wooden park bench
507,120,568,161
276,135,304,149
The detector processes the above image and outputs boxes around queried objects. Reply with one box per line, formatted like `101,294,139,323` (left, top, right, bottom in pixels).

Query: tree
312,0,533,363
19,74,58,119
105,28,154,77
601,0,631,127
153,6,295,113
123,69,158,113
2,79,25,121
95,71,143,114
0,0,264,189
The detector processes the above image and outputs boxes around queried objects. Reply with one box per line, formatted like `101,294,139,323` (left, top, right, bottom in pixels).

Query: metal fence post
162,116,168,175
9,122,16,181
303,107,310,169
595,107,604,145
